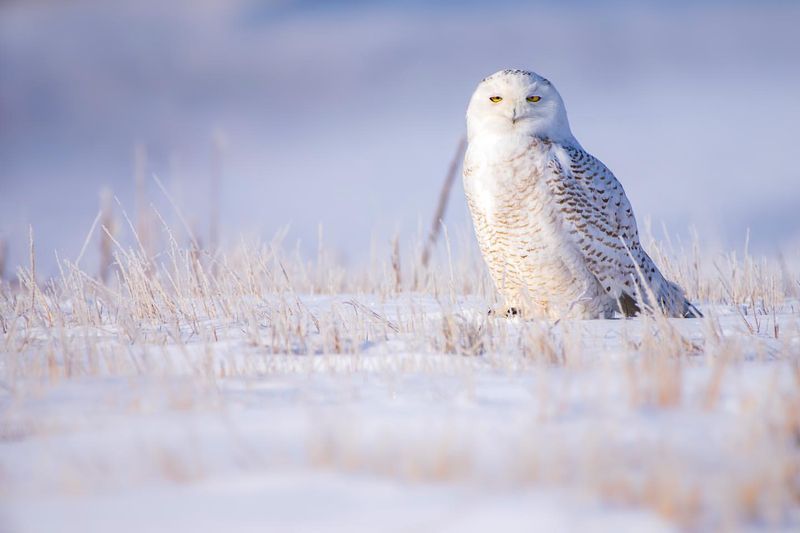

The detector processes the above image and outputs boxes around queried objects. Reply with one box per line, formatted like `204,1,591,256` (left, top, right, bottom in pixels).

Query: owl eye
527,95,541,103
489,96,503,103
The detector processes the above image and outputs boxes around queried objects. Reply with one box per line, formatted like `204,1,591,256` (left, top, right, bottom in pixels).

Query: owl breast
463,135,613,319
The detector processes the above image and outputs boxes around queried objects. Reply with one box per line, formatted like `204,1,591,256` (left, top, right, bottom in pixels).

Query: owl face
466,69,574,144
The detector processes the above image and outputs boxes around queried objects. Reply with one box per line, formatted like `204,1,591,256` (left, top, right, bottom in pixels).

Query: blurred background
1,0,799,275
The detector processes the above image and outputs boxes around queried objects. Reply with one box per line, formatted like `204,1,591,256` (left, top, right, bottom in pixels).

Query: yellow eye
527,95,541,103
489,96,503,103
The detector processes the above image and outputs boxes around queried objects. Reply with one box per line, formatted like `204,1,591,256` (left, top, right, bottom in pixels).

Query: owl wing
546,144,691,316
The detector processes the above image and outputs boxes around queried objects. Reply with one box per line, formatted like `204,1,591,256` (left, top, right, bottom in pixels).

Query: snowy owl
463,69,700,319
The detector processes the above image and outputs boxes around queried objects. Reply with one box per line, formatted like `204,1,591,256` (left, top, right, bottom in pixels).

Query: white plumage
463,69,698,319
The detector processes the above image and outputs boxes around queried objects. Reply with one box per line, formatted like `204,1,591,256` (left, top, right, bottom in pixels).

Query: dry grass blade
344,299,400,333
421,137,466,268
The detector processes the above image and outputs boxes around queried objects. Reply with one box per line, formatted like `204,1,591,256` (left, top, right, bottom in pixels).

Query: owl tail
620,241,702,319
621,276,702,318
657,279,703,318
682,299,704,318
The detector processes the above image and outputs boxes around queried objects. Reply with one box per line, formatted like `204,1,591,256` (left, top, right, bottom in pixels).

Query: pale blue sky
1,0,798,273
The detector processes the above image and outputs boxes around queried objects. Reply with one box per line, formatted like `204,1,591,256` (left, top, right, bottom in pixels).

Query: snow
2,295,798,532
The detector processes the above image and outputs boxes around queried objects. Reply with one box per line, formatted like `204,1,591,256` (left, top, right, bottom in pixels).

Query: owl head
466,69,576,145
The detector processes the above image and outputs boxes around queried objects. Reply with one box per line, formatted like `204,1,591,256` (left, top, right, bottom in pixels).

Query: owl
463,69,700,319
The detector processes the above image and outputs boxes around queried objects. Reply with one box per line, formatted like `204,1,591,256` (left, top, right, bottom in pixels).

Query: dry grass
0,218,799,529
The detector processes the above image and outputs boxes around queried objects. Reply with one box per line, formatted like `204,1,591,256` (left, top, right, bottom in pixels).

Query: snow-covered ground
2,292,798,532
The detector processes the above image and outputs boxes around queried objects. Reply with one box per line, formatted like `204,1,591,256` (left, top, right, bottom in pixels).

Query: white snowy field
1,237,799,532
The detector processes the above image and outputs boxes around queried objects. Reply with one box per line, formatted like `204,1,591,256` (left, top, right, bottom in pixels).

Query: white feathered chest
463,134,614,318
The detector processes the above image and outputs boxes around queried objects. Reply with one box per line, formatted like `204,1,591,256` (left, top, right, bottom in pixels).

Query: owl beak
511,107,519,124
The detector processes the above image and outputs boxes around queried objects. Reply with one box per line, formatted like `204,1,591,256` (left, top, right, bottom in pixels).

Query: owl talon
488,307,521,318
